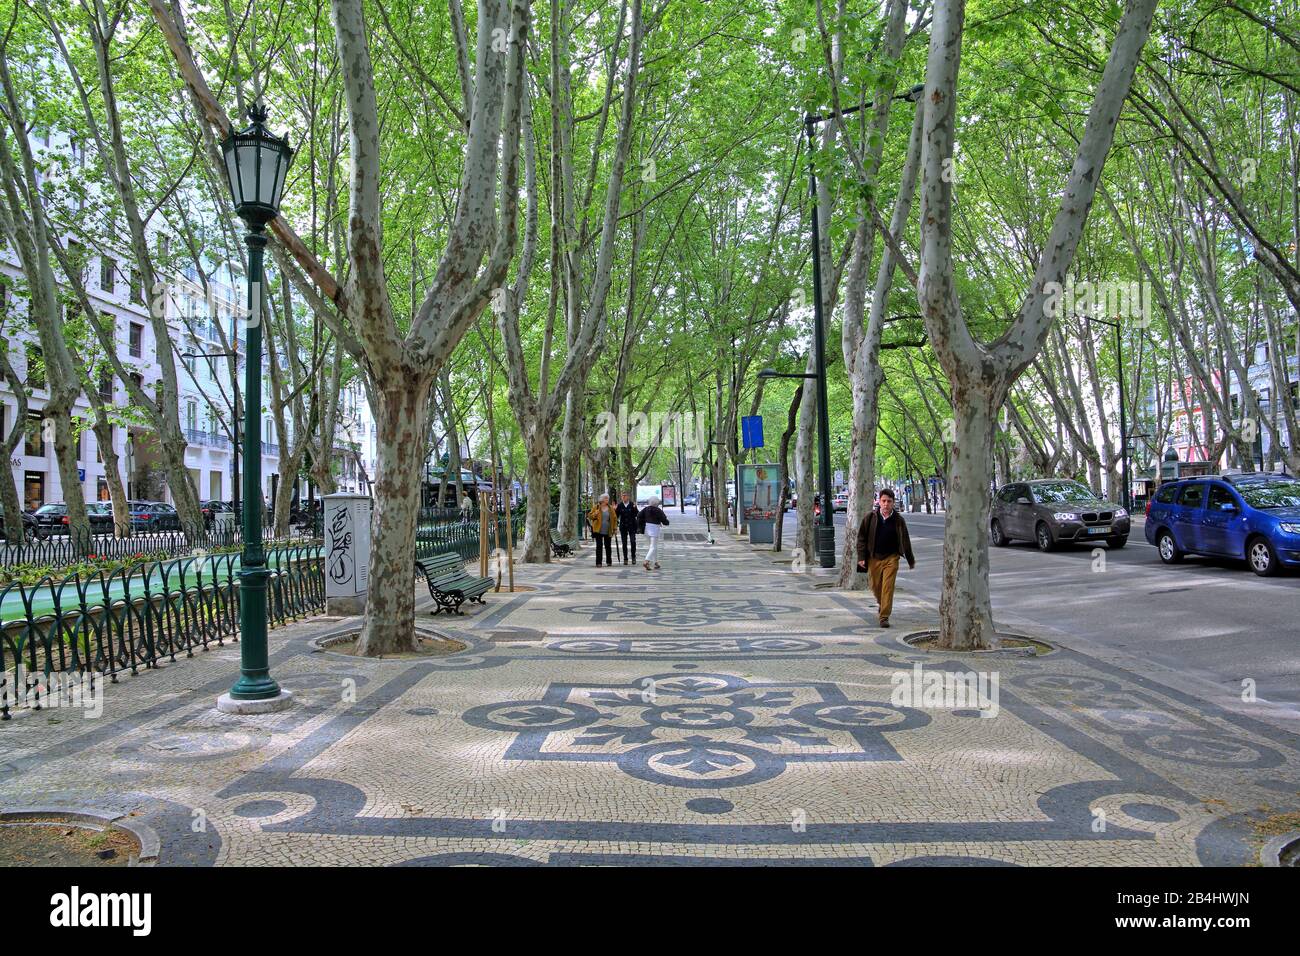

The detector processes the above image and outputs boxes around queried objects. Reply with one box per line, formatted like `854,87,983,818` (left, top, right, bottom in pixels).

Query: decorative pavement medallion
463,671,930,789
559,594,802,629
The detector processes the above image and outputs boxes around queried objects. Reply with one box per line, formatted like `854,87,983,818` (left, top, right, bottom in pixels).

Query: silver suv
991,479,1130,551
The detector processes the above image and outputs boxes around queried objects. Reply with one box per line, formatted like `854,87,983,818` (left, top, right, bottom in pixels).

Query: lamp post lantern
216,104,294,714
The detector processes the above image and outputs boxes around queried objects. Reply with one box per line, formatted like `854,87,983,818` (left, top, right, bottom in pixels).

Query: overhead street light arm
805,84,925,126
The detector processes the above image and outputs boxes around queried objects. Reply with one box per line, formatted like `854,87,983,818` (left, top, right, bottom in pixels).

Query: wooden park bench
551,537,577,558
415,552,493,615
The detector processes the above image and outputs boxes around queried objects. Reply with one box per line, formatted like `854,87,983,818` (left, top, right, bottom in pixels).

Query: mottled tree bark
917,0,1158,649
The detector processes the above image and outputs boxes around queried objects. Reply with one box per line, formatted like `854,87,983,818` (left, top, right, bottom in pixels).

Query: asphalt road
744,505,1300,710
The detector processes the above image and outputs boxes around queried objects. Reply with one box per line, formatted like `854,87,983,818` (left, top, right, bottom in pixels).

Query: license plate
1088,526,1110,535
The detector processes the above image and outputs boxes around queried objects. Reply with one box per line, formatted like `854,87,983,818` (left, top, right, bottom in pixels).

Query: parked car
831,493,849,512
1144,473,1300,576
201,499,235,529
82,502,115,534
128,501,180,531
684,494,697,507
990,478,1130,551
29,502,115,537
0,504,37,541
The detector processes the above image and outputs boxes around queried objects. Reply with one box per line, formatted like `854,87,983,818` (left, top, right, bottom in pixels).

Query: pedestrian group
582,484,914,632
587,492,670,570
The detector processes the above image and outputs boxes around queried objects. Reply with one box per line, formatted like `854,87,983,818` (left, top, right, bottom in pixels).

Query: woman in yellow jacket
587,493,617,567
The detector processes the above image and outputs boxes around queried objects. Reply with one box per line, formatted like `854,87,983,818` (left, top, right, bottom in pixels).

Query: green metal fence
0,544,324,720
415,509,526,562
1,519,317,572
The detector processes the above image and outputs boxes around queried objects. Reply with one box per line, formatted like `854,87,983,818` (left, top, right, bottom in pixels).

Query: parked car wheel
1247,536,1279,577
1107,535,1127,549
1035,521,1056,552
990,519,1010,547
1156,530,1184,564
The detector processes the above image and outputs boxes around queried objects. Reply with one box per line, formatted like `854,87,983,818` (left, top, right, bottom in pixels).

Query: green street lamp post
216,104,295,714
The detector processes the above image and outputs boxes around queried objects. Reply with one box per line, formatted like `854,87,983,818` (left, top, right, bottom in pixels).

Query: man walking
855,488,915,628
615,491,639,565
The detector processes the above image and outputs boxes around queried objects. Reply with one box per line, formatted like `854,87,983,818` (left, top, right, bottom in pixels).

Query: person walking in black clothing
855,488,915,627
615,491,640,565
637,496,670,570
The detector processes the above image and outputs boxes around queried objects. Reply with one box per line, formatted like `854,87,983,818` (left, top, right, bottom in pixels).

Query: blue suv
1144,473,1300,576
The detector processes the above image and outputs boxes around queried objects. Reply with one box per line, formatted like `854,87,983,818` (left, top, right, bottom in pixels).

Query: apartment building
0,242,376,512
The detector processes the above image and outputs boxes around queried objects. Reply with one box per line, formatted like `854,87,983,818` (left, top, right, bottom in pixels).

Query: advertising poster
738,463,783,521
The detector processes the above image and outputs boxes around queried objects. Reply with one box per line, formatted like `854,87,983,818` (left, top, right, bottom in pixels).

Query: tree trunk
356,377,433,656
0,457,23,543
522,426,553,562
91,418,131,537
938,389,999,648
0,349,28,542
556,387,582,540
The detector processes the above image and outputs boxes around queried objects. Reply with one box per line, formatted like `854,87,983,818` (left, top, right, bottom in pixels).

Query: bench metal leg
429,590,465,615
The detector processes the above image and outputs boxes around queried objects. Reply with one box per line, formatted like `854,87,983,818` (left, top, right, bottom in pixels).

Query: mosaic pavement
1,511,1297,866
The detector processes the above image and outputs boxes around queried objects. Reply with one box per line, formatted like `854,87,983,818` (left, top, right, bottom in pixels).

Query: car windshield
36,504,64,514
1237,479,1300,510
1031,481,1095,504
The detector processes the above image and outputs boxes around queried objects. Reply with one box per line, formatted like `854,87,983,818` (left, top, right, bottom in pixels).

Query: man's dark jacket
616,500,640,532
856,509,916,569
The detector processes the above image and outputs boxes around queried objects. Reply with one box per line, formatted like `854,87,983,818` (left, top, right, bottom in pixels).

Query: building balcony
185,427,231,449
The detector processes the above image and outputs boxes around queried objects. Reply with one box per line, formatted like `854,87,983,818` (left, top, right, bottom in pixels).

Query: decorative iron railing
0,521,317,571
415,509,526,562
0,544,324,720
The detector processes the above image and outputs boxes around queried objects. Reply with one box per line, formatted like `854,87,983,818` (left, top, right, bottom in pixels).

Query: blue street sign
741,415,764,450
78,468,86,482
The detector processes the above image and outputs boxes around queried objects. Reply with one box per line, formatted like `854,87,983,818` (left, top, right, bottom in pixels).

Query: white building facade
0,244,356,512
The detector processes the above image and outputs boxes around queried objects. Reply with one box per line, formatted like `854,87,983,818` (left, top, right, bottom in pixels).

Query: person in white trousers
639,496,670,570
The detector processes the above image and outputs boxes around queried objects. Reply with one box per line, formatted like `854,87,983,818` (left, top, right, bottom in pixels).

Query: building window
97,476,109,501
129,322,143,357
25,343,45,390
98,369,113,401
24,471,45,511
24,412,46,457
186,400,197,433
99,256,116,292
